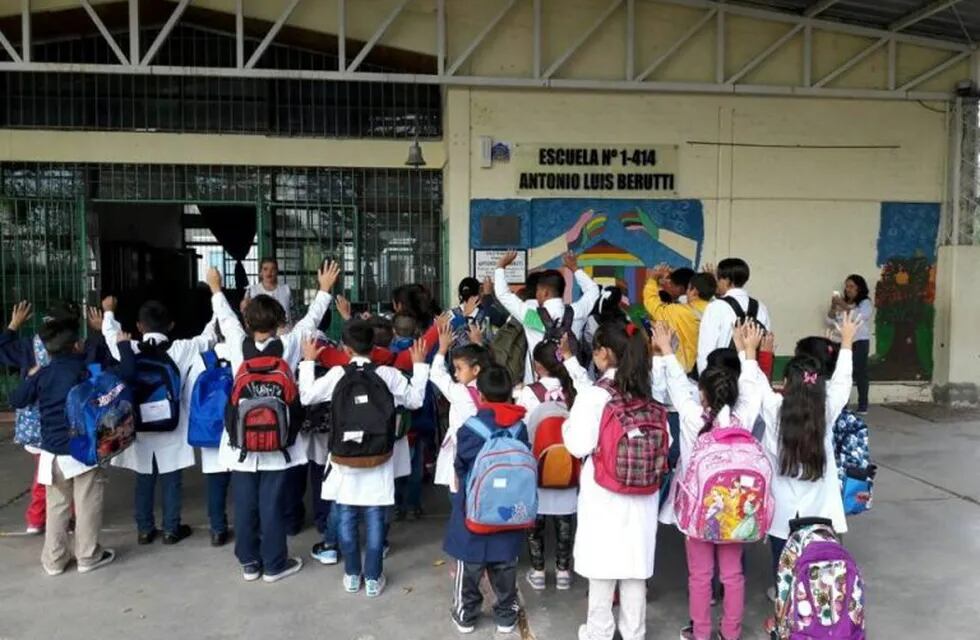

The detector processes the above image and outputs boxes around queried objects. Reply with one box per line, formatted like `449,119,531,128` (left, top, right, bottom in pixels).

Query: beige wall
448,88,948,366
934,246,980,390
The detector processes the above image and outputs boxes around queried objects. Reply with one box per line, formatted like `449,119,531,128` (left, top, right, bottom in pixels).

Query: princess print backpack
773,517,865,640
592,379,669,495
674,422,774,543
463,417,538,534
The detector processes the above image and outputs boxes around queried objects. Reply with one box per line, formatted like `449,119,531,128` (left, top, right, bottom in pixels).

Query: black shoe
137,529,159,545
394,507,406,521
210,531,229,547
162,524,193,545
408,507,424,521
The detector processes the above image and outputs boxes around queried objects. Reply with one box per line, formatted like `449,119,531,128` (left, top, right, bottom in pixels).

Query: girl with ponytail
652,320,765,640
560,320,661,640
517,340,579,592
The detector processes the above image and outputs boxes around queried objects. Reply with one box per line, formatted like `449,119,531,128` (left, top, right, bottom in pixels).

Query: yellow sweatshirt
643,278,708,372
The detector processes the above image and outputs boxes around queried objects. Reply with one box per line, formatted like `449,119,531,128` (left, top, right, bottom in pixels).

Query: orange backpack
527,385,580,489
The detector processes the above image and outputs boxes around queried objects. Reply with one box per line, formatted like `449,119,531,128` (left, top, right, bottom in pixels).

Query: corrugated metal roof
730,0,980,44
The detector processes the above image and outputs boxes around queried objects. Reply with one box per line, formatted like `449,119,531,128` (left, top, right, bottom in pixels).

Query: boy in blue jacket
444,363,528,635
10,312,136,576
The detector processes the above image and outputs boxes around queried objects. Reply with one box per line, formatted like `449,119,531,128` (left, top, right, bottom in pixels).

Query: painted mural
871,202,940,381
470,198,704,314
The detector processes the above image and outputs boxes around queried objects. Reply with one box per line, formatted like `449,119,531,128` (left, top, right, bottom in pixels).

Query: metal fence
0,24,441,138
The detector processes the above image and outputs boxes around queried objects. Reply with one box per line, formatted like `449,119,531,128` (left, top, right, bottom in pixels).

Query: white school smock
696,287,772,375
215,290,332,472
103,301,219,475
37,452,95,485
517,376,577,516
562,368,660,581
754,349,852,540
299,355,429,507
246,281,292,323
493,267,601,384
657,354,764,527
428,352,479,492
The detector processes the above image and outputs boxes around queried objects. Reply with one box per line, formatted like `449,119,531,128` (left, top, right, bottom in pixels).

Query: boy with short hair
445,363,529,634
10,312,136,575
298,319,430,597
643,267,717,375
101,274,227,546
493,250,600,383
216,260,340,583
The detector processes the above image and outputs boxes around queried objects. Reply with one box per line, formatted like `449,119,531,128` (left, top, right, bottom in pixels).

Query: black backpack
537,305,579,358
329,363,396,468
133,342,182,432
720,296,767,348
300,364,332,436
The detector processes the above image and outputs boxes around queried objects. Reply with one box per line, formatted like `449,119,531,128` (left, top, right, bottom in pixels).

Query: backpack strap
529,382,548,403
464,417,493,441
720,296,747,321
201,350,218,370
466,385,481,406
560,306,574,332
746,297,759,321
536,306,554,328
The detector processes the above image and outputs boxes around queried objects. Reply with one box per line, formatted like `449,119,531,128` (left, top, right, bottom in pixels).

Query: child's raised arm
493,251,532,328
567,252,601,321
298,337,342,406
100,296,124,362
287,260,340,344
0,301,37,369
826,311,859,421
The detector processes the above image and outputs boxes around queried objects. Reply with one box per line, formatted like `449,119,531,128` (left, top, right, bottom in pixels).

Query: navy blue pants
207,471,231,535
309,462,331,535
232,469,288,574
283,464,307,535
134,459,182,534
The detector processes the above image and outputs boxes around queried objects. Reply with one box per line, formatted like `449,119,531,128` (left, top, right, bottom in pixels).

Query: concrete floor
0,405,974,640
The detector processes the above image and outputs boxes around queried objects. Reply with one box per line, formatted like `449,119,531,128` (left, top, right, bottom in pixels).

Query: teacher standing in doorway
241,257,292,324
828,274,873,415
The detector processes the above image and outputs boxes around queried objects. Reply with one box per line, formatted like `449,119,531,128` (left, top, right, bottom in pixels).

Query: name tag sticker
493,478,507,489
740,475,756,488
627,428,643,439
343,431,365,443
139,400,172,423
355,395,369,405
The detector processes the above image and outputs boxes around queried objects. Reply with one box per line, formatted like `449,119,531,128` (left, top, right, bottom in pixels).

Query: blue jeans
395,437,426,511
338,504,386,581
309,462,331,535
321,500,340,548
232,470,288,575
207,472,231,534
134,459,182,534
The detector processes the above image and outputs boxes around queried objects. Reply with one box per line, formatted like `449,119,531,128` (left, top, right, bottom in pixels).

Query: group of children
2,250,868,639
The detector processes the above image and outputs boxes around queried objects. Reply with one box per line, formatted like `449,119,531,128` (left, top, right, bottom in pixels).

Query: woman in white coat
101,273,227,545
561,321,660,640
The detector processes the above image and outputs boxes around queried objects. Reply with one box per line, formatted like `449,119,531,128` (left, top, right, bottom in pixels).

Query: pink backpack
674,423,774,543
593,379,669,495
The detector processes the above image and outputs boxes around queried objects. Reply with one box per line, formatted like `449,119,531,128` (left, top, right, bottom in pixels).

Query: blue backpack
13,335,50,448
834,410,876,515
187,351,233,448
66,364,136,466
133,342,182,432
463,417,538,535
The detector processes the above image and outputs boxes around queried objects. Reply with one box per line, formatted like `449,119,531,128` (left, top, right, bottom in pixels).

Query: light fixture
405,137,426,167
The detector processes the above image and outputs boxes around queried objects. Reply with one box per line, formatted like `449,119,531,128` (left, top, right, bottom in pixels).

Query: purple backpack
774,518,865,640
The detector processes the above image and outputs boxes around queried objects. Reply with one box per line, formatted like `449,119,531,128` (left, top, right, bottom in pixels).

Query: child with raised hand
652,321,764,640
755,311,863,586
561,321,661,640
518,340,578,592
430,315,492,493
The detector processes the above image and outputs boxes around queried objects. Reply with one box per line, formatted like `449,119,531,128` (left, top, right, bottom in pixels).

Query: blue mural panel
876,202,941,265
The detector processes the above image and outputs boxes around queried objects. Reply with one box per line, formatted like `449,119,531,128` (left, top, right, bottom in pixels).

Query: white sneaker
262,557,303,583
452,617,475,634
77,549,115,574
766,586,777,603
43,564,65,576
365,575,386,597
525,569,546,591
496,623,516,633
26,526,44,535
556,569,573,591
242,563,262,582
343,573,362,593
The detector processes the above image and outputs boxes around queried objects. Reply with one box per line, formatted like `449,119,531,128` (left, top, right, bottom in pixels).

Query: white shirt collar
142,332,169,344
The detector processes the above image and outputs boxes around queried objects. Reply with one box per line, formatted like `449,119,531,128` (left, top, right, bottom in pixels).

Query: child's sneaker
525,569,546,591
383,544,391,559
310,542,339,565
242,563,262,582
556,570,572,591
679,623,695,640
77,549,115,574
766,586,777,603
365,574,387,597
451,615,475,634
43,563,66,576
496,622,516,634
262,557,303,583
26,525,44,535
343,573,362,593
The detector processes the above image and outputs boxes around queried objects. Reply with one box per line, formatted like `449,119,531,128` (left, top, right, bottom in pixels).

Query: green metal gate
0,196,87,402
